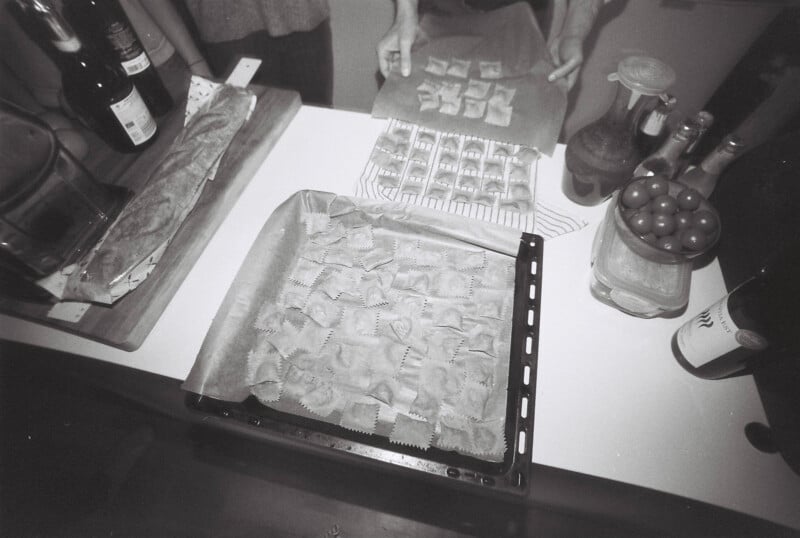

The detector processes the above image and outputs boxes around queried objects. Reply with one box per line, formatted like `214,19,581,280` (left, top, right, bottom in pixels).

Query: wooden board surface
0,85,301,350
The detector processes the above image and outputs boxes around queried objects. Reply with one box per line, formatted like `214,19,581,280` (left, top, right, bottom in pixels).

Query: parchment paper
372,2,566,155
183,190,522,461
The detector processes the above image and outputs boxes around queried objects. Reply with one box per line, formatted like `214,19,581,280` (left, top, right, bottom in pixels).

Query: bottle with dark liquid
15,0,157,153
563,56,675,206
672,245,800,380
63,0,173,116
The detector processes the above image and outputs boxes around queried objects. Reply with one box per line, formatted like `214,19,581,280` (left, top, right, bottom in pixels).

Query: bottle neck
21,0,87,58
603,82,643,127
52,35,83,55
699,147,739,176
652,132,692,162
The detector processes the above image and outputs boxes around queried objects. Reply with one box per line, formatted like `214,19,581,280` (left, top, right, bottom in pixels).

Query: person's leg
273,19,333,107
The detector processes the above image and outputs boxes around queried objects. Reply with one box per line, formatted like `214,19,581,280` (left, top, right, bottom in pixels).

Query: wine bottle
675,135,746,198
672,245,800,380
63,0,173,116
15,0,157,152
633,119,698,179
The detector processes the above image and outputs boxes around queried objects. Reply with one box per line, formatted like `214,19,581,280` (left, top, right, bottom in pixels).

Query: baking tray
185,227,542,498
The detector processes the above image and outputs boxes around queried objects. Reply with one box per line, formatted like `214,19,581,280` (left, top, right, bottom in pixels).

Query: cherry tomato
640,232,658,245
675,210,693,230
622,208,637,221
656,235,681,252
621,182,650,209
627,210,653,234
652,213,677,237
644,175,669,197
680,227,709,251
677,188,702,211
651,194,679,215
692,210,719,234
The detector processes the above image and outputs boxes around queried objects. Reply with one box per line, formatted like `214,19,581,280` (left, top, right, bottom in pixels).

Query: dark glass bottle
676,134,746,198
16,0,157,152
633,120,698,179
563,56,675,206
63,0,173,116
672,245,800,380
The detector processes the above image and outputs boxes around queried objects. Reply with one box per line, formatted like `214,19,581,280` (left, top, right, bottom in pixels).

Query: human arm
137,0,212,77
547,0,606,90
377,0,421,78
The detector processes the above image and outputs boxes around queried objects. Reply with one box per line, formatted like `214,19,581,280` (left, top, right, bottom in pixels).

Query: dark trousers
202,19,333,107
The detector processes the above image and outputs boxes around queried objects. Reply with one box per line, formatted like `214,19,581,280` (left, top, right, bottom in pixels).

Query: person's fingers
378,47,391,78
565,67,580,90
399,39,412,77
547,55,581,82
547,38,562,66
397,21,419,77
377,32,398,78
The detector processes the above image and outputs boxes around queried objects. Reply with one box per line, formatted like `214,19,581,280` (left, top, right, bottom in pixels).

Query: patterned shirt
184,0,330,42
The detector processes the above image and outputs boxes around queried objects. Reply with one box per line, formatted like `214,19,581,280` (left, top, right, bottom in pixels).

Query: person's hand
547,35,584,91
188,59,213,78
377,1,422,78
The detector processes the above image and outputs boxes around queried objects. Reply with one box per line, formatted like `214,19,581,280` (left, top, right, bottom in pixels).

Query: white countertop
2,105,799,529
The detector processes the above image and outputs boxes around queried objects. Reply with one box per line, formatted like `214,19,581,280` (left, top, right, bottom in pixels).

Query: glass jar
0,100,129,278
590,179,721,318
563,56,676,206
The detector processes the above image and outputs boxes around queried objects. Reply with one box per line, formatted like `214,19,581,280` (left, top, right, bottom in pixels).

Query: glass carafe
563,56,676,206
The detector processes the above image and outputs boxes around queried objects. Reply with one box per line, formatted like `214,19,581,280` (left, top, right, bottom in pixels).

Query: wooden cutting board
0,85,301,350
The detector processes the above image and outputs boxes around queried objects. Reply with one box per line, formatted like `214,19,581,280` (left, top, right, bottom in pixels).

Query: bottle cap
693,111,714,129
721,134,746,153
615,56,676,96
675,120,699,141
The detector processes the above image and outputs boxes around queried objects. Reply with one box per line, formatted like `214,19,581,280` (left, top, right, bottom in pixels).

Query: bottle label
120,51,151,76
676,295,767,368
110,87,156,146
641,110,666,136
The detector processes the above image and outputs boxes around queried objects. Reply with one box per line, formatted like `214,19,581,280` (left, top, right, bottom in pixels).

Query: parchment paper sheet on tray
371,2,566,155
183,190,523,461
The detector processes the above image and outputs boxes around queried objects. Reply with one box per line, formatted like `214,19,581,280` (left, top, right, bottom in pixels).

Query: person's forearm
138,0,208,71
396,0,419,23
560,0,604,41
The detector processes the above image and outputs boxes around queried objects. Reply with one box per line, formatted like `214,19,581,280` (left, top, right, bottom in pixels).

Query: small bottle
15,0,157,152
672,245,800,380
676,111,714,175
63,0,173,116
684,111,714,158
633,120,698,179
676,135,746,198
636,94,676,156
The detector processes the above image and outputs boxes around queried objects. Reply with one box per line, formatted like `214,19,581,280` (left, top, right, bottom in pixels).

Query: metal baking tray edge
185,233,543,499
